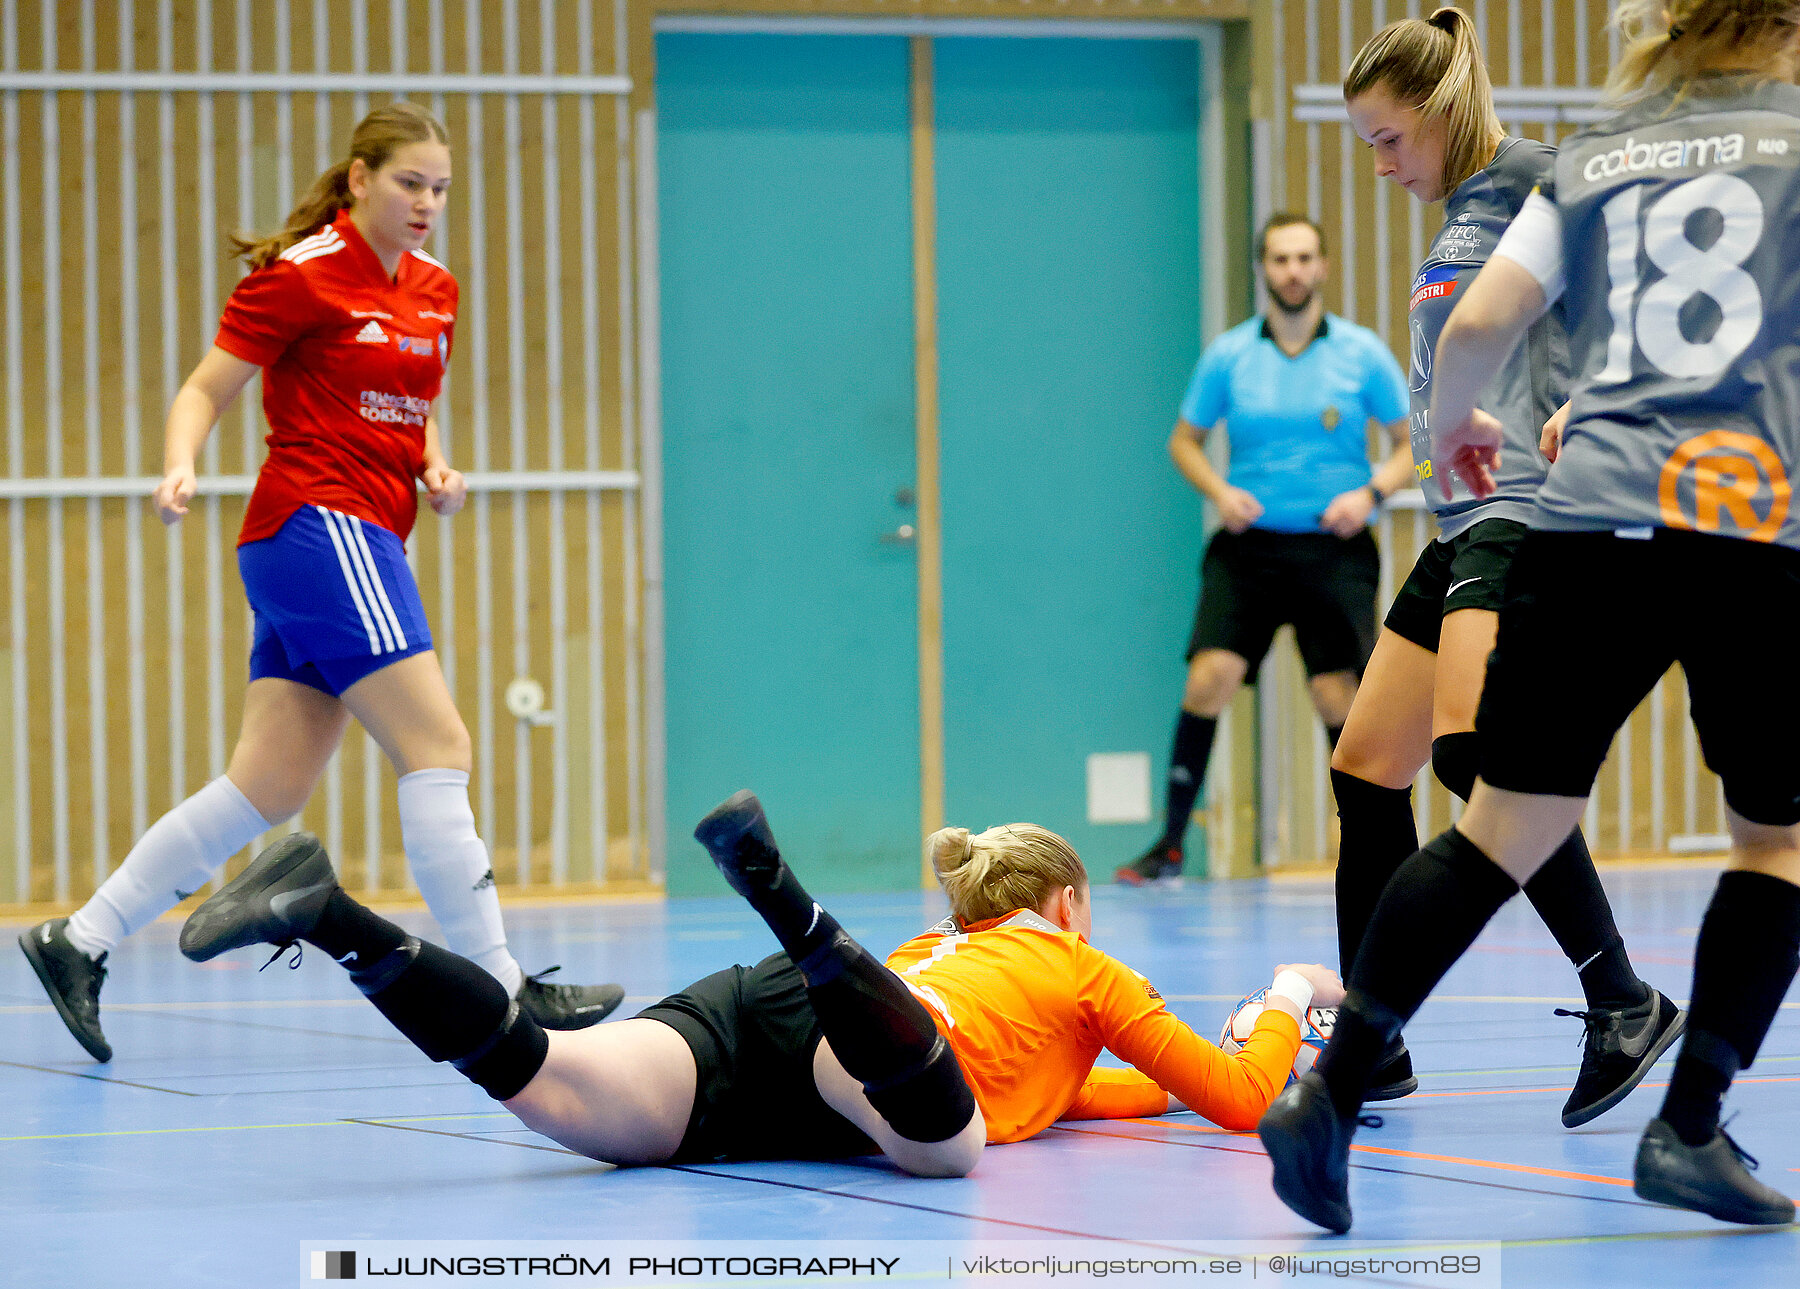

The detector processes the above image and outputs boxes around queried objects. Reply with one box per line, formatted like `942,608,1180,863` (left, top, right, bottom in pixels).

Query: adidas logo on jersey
355,320,388,344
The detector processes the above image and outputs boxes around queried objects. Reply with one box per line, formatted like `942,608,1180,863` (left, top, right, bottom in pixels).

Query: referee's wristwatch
1364,481,1389,508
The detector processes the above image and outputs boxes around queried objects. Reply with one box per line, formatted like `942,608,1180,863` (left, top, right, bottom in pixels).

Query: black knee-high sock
1330,768,1418,975
303,887,409,966
803,939,976,1143
1316,829,1520,1115
1520,830,1646,1010
737,845,975,1143
304,890,546,1100
1159,711,1217,850
1660,870,1800,1144
1433,732,1643,1010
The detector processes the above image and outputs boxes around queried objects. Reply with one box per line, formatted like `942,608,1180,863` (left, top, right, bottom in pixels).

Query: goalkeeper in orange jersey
178,790,1339,1175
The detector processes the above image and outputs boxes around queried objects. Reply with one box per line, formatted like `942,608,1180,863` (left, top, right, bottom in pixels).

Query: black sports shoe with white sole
1115,843,1183,888
19,917,112,1063
1257,1071,1370,1234
1634,1117,1795,1225
178,832,340,963
1558,987,1685,1127
515,966,624,1030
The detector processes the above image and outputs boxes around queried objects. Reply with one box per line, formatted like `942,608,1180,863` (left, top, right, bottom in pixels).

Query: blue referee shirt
1179,314,1409,533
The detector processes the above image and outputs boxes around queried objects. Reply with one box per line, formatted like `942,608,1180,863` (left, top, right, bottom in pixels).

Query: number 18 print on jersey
1537,77,1800,549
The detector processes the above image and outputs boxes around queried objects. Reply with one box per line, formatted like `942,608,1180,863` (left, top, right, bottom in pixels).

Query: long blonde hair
927,823,1087,926
1607,0,1800,103
230,102,449,269
1342,7,1505,199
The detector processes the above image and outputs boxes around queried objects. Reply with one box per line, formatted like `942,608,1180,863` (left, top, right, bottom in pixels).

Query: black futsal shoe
19,918,113,1063
694,790,785,898
1557,987,1686,1127
1114,842,1183,888
1365,1041,1418,1102
1634,1118,1796,1225
1258,1071,1364,1234
516,967,625,1030
179,832,339,963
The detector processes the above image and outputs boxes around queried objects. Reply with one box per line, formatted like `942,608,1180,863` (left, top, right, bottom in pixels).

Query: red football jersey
216,210,458,545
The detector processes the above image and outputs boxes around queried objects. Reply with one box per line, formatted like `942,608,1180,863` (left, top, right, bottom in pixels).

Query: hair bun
926,826,975,875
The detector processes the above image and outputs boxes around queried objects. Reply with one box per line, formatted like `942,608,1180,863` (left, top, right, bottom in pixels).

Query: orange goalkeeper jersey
882,909,1301,1144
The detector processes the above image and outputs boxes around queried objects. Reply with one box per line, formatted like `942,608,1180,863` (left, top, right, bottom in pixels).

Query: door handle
879,524,917,545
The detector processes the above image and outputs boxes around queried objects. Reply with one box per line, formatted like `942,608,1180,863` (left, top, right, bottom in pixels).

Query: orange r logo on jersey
1657,430,1791,543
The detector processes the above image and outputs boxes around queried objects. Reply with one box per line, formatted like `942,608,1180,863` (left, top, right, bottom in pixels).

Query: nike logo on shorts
1447,577,1482,596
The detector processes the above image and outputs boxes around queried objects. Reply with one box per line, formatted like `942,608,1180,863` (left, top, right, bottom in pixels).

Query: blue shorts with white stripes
238,505,433,697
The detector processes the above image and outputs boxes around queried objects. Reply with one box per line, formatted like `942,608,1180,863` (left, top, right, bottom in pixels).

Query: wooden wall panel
0,0,655,912
0,1,1718,913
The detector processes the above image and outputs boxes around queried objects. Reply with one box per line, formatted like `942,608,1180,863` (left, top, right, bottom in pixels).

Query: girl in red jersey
19,104,621,1064
177,790,1341,1176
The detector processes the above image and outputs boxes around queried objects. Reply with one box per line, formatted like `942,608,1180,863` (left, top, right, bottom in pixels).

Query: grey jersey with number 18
1533,76,1800,550
1409,137,1568,540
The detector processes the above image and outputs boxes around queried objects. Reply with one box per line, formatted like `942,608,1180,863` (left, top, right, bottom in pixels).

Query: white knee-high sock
65,776,276,959
398,767,522,994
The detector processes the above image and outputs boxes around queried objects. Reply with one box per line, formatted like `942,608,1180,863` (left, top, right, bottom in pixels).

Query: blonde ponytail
1608,0,1800,104
1343,7,1506,199
928,823,1086,926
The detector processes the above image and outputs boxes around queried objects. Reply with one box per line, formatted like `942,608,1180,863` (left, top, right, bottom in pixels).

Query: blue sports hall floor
3,861,1795,1287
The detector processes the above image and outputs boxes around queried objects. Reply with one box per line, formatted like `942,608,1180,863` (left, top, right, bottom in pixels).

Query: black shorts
1384,517,1528,653
1477,528,1800,826
637,953,879,1164
1186,528,1379,684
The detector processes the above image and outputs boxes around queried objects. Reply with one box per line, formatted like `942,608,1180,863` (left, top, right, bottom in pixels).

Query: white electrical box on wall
1086,752,1153,825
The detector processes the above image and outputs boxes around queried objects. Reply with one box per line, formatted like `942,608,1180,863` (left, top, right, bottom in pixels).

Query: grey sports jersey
1410,137,1569,540
1535,76,1800,550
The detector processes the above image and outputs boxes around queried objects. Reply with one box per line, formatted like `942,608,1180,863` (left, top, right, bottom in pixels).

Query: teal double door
659,31,1211,895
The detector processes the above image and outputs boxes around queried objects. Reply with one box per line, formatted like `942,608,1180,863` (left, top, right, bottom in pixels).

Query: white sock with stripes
66,776,276,959
398,767,523,995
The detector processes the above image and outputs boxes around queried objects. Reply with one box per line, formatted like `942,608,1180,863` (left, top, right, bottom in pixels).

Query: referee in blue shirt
1119,213,1415,886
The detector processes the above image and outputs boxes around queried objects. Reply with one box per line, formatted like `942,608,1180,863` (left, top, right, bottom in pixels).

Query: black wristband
1365,482,1388,506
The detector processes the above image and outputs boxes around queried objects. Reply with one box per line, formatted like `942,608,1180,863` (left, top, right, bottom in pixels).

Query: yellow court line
0,998,364,1014
1,995,661,1015
0,1109,521,1144
1411,1074,1800,1100
1502,1226,1798,1250
1131,1117,1635,1188
1266,856,1727,882
0,1118,367,1143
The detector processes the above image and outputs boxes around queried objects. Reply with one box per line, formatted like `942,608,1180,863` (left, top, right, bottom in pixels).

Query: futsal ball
1218,987,1336,1085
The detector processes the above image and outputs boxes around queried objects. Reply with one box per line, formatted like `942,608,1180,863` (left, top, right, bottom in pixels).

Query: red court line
1347,1144,1631,1188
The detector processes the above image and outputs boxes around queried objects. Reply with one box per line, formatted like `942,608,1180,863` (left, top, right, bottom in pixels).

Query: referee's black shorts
1477,527,1800,827
1186,528,1379,684
1383,517,1526,653
638,953,879,1164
